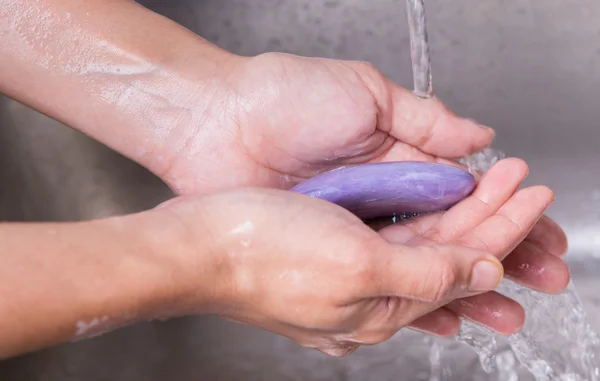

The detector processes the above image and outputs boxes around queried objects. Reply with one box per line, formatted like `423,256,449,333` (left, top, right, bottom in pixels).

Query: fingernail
481,126,496,136
469,259,503,292
475,121,496,134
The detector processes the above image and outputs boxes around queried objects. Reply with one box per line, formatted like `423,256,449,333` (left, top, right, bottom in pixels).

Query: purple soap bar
291,162,476,219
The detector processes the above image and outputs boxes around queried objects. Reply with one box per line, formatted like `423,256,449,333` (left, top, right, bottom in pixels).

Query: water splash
425,336,449,381
445,150,600,381
458,148,506,177
495,350,520,381
502,280,600,381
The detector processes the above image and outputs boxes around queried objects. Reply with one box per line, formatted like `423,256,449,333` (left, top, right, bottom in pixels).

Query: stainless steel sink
2,0,600,380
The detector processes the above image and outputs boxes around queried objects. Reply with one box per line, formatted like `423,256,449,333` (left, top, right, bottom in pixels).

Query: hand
152,51,568,340
161,52,495,195
155,53,567,297
158,164,555,357
378,158,570,336
161,188,499,357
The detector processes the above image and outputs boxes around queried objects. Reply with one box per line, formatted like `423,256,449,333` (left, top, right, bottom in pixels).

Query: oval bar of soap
291,162,476,219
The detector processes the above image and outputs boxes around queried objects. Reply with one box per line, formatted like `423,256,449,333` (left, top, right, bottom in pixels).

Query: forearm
0,208,219,359
0,0,238,177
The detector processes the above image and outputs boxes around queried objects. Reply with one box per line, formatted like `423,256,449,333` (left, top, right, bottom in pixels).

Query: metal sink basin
2,0,600,380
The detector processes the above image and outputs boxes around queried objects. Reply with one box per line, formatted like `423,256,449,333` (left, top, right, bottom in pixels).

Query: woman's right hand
155,159,561,357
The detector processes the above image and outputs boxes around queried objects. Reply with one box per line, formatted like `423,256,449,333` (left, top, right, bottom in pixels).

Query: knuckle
425,256,458,303
418,109,444,148
318,343,360,358
424,225,447,244
354,60,378,73
347,239,379,289
348,60,386,90
251,51,281,64
457,233,493,253
356,329,396,345
433,267,458,303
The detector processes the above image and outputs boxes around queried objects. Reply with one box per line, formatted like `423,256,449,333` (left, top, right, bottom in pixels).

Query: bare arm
0,207,219,359
0,0,237,178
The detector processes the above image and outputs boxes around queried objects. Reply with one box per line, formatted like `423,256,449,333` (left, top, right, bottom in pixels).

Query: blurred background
1,1,600,380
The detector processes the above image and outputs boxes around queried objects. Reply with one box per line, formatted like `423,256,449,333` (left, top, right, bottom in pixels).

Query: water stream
405,2,600,380
452,149,600,381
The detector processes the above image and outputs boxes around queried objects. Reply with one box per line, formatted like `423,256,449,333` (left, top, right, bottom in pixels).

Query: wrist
75,209,226,341
77,5,245,180
0,206,226,357
0,0,244,186
133,45,244,181
129,199,231,319
64,214,211,340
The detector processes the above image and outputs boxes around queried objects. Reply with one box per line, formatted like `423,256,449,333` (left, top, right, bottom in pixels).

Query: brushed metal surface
1,1,599,380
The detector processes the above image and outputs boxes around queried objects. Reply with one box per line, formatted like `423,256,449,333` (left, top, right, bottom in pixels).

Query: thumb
371,244,503,304
349,61,494,157
385,81,495,158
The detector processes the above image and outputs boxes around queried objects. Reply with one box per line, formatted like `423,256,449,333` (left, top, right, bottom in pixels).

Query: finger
408,308,460,337
378,213,442,243
384,84,495,157
456,186,554,261
446,292,525,335
523,215,568,258
372,245,503,303
373,140,463,169
374,140,437,163
502,241,571,294
413,158,529,245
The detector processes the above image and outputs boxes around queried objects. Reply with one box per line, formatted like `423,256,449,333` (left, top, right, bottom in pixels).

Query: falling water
452,148,600,381
406,2,600,380
406,0,433,99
